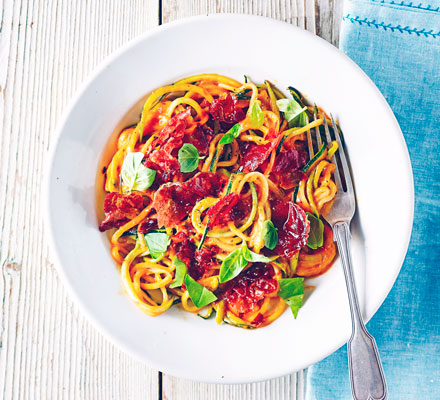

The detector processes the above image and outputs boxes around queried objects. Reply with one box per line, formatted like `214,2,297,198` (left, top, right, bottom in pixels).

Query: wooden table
0,1,342,398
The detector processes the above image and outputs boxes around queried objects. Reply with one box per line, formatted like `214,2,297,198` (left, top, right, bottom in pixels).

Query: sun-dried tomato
146,149,181,183
206,193,240,229
220,263,278,315
152,172,225,228
271,149,308,189
99,192,144,232
138,217,158,234
238,127,283,173
156,108,191,146
271,200,310,257
209,93,245,124
238,142,272,173
142,109,193,183
172,231,219,280
184,125,214,155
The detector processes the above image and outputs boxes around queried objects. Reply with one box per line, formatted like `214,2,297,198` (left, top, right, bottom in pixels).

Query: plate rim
44,13,415,383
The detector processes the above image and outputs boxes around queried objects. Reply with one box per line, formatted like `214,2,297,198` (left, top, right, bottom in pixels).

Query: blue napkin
305,1,440,398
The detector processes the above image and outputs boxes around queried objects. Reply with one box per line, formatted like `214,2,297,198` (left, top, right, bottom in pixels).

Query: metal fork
306,113,387,400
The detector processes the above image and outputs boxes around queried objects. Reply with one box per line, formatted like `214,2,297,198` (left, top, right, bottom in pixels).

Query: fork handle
333,221,388,400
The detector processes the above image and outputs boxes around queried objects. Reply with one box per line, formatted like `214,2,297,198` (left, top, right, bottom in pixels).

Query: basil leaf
219,242,273,284
121,152,156,191
185,275,218,308
306,212,324,249
178,143,202,173
262,220,278,250
218,123,241,145
144,231,169,259
297,110,309,127
169,257,187,288
276,99,308,128
219,248,247,283
241,243,272,263
290,253,299,275
250,102,264,128
277,278,304,318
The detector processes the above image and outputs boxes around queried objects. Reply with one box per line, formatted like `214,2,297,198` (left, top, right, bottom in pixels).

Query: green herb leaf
306,212,324,249
241,243,272,263
250,102,264,128
262,220,278,250
218,123,241,145
185,275,218,308
219,248,247,283
219,243,272,284
290,253,299,275
276,98,308,128
277,278,304,318
169,257,187,288
121,152,156,191
178,143,202,173
144,231,170,259
297,110,309,127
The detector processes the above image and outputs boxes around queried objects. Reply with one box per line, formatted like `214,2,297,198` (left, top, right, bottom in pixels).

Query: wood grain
0,0,342,398
0,1,159,399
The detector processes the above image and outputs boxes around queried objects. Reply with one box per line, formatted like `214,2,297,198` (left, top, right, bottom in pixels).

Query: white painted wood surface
0,1,342,398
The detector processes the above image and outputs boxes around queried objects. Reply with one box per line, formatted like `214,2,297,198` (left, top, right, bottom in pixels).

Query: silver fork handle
333,222,387,400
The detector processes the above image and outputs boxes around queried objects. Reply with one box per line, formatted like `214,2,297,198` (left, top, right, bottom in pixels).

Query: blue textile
305,1,440,399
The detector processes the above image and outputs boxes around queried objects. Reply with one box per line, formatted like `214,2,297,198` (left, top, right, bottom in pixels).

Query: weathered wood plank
0,1,160,399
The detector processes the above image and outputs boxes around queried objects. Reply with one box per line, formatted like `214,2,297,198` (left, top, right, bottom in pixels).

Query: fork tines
305,113,354,196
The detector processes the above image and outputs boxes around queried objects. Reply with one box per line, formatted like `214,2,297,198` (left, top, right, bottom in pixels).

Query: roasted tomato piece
215,195,252,226
99,192,144,232
172,231,218,280
239,143,272,173
156,108,191,146
271,200,310,257
239,127,283,173
173,234,200,279
206,193,240,229
143,109,193,183
138,217,158,234
271,149,308,189
195,246,218,271
209,93,245,124
146,149,181,183
152,172,225,228
187,171,225,197
220,263,278,315
184,125,214,155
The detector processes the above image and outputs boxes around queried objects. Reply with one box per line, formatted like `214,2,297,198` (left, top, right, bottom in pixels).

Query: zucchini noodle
98,74,339,329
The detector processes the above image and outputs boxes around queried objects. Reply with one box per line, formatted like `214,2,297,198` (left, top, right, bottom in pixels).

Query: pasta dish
98,74,338,329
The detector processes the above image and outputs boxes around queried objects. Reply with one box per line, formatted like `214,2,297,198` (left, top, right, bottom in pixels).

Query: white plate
45,14,414,383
